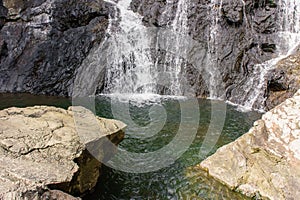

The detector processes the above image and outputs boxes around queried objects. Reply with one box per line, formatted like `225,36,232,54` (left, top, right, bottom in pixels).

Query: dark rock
0,1,7,29
130,0,282,108
221,0,244,25
0,0,294,111
265,51,300,110
261,43,276,53
0,0,111,96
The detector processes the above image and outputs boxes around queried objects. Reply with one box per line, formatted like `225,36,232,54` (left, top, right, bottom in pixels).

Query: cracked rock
0,106,126,199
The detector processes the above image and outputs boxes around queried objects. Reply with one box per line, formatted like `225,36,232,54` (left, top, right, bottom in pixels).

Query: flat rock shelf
0,106,126,199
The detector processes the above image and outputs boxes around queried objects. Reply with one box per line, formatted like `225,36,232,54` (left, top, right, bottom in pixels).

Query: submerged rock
0,106,126,199
197,89,300,199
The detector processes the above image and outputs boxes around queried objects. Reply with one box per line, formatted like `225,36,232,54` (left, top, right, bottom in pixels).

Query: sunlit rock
197,89,300,200
0,106,125,199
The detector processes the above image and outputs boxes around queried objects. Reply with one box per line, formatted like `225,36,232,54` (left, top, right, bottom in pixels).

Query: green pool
0,93,261,199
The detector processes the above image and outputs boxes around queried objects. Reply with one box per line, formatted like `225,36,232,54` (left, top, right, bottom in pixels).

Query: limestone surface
0,106,125,199
198,90,300,200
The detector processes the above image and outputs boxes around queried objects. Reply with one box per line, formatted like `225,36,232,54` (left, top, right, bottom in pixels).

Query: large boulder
0,106,126,199
197,89,300,199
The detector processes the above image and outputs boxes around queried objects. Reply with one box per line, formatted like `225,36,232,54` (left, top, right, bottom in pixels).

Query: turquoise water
0,93,261,199
87,95,260,199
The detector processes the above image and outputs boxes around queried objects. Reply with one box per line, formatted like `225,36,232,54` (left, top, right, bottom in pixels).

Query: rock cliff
0,0,111,96
130,0,283,108
0,0,288,107
0,106,126,199
0,0,298,110
197,89,300,199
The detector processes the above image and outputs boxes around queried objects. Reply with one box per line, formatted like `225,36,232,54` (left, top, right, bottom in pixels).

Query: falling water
241,0,300,110
101,0,299,109
103,0,155,94
168,0,189,94
103,0,193,96
153,0,191,95
206,0,224,99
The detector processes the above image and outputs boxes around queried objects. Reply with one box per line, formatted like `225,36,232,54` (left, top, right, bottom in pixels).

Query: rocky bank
197,89,300,199
0,106,126,199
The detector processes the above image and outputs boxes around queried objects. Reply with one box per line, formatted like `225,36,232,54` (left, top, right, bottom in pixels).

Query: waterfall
153,0,191,95
167,0,189,95
99,0,299,109
103,0,155,94
103,0,192,96
206,0,224,99
240,0,300,111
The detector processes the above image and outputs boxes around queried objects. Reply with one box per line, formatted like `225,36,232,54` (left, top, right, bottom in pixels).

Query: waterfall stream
103,0,155,94
103,0,193,96
207,0,224,99
100,0,300,110
241,0,300,111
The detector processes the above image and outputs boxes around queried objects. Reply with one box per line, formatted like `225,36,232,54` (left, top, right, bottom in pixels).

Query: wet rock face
266,51,300,110
0,0,110,96
198,89,300,200
0,106,126,199
130,0,280,105
0,0,293,109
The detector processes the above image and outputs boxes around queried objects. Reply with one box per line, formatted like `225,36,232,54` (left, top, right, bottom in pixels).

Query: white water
241,0,300,110
101,0,300,110
103,0,155,94
207,0,224,99
103,0,192,96
168,0,189,94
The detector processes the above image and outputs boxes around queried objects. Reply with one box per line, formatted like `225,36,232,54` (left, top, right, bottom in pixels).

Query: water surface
0,93,261,199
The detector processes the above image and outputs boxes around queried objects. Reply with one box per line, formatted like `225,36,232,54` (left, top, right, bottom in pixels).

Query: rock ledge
198,89,300,200
0,106,126,199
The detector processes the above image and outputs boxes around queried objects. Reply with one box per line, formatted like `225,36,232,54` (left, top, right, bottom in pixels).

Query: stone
130,0,280,106
0,0,287,108
196,89,300,200
266,50,300,110
0,0,112,96
0,106,126,199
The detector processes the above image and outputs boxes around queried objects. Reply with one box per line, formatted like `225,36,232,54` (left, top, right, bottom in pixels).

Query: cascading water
103,0,155,94
101,0,299,110
207,0,224,99
103,0,192,96
241,0,300,111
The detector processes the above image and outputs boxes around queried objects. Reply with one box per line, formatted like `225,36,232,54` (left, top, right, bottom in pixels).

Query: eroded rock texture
266,51,300,110
198,89,300,200
130,0,291,108
0,0,298,110
0,0,111,96
0,106,126,199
